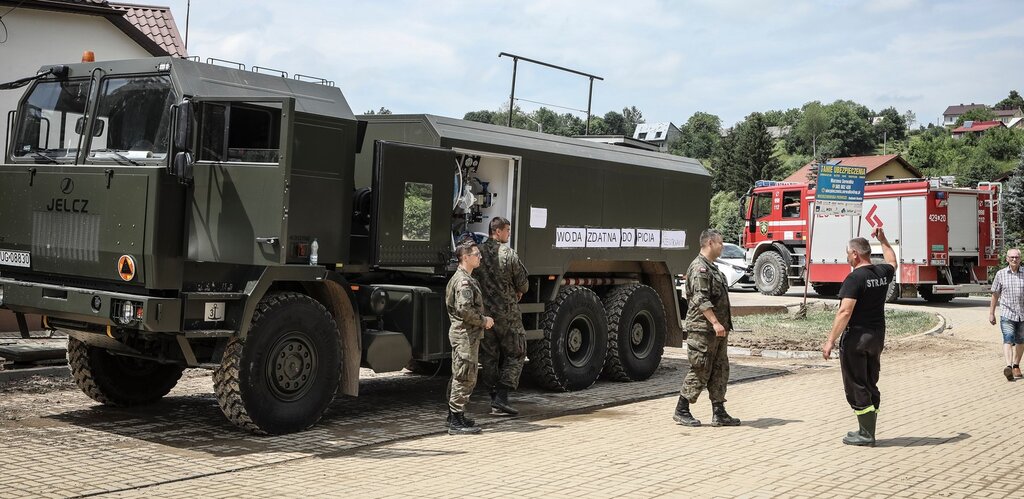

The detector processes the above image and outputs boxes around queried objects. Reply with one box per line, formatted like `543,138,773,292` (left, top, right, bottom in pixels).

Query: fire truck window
782,191,801,218
753,193,772,219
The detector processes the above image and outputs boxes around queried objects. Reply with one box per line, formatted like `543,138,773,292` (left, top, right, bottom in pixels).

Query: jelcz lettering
46,198,89,213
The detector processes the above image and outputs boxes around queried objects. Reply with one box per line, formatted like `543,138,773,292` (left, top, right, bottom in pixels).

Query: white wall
0,8,154,157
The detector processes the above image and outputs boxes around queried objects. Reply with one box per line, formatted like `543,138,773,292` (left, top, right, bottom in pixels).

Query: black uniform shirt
838,264,895,330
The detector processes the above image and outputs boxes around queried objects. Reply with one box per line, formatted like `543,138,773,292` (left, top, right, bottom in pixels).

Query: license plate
0,250,31,268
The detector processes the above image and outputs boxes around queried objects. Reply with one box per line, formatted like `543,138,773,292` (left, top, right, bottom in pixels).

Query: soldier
673,229,741,427
445,242,495,435
475,217,530,415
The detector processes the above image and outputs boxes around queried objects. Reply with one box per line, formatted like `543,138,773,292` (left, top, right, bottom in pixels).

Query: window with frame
753,192,773,219
782,190,801,218
197,102,281,163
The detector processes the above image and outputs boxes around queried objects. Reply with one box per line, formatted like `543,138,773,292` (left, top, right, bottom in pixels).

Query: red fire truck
738,178,1003,302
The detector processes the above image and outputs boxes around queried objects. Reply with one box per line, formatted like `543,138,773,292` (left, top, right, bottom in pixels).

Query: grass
730,307,938,351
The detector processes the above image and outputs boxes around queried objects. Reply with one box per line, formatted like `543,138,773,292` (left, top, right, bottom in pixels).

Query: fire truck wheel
527,285,608,391
811,283,841,297
918,285,955,303
406,359,451,376
600,284,667,382
754,251,790,296
885,280,900,303
67,337,185,407
213,292,342,435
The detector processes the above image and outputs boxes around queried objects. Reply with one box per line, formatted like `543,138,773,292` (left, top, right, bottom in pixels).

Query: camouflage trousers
479,319,527,391
680,330,730,404
448,331,481,413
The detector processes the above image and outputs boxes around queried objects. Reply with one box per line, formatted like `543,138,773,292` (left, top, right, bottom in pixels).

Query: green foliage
401,182,433,241
712,113,782,194
1003,148,1024,248
708,191,743,243
955,107,997,126
994,90,1024,111
464,104,643,138
622,106,644,137
602,111,627,135
363,107,392,115
874,106,908,143
825,102,876,156
671,111,722,159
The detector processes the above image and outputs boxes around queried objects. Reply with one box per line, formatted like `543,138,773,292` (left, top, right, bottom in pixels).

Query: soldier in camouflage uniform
673,229,741,427
445,242,494,435
475,217,530,415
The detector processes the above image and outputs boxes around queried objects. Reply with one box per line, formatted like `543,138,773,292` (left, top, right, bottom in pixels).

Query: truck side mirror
74,116,104,137
173,151,194,183
174,100,194,153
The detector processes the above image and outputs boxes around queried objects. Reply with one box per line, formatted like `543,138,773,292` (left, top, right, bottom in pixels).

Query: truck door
370,141,457,267
186,97,294,265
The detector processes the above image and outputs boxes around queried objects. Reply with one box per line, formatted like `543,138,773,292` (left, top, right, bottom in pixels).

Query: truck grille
32,211,101,262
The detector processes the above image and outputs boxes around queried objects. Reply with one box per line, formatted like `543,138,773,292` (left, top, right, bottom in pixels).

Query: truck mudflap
0,277,181,332
931,283,991,294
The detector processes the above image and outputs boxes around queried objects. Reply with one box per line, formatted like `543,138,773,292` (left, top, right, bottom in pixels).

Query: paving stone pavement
2,292,1022,498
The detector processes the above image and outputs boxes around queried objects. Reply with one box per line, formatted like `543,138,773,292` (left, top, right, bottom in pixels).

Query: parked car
717,243,755,290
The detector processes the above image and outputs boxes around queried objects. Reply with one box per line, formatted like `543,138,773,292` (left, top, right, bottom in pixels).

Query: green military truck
0,57,711,434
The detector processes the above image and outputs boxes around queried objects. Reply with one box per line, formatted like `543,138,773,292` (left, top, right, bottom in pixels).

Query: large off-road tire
918,285,955,303
885,280,900,303
527,285,608,391
601,284,666,382
67,337,184,407
213,292,342,435
811,282,841,297
754,251,790,295
406,359,451,376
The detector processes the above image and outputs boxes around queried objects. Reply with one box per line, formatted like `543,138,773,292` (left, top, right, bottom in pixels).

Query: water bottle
310,238,319,266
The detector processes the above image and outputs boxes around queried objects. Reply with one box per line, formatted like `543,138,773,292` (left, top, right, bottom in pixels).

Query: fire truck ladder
978,182,1003,258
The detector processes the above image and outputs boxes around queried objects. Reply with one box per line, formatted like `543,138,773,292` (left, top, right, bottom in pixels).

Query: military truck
0,57,711,434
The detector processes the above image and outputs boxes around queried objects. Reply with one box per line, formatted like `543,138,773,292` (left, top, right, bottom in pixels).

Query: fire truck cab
739,178,1003,303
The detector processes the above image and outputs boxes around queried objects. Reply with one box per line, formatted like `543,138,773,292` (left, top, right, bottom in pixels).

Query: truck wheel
406,359,451,376
918,285,954,303
67,337,184,407
527,285,608,391
811,282,841,297
213,292,342,435
885,280,900,303
601,284,666,382
754,251,790,295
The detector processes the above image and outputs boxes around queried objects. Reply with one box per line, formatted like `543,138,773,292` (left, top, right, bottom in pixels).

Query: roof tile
109,2,187,57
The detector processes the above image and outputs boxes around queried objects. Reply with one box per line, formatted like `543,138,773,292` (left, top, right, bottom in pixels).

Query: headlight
122,301,135,324
369,288,389,315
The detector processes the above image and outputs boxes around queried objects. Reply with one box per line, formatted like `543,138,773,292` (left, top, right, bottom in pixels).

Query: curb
0,365,70,383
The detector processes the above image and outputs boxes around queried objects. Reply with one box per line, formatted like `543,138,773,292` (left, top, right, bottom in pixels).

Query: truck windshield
11,79,90,163
11,75,174,165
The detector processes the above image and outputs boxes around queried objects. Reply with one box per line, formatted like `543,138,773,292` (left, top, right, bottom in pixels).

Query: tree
464,109,498,124
826,102,875,156
715,113,781,194
1002,148,1024,249
793,101,828,159
955,107,996,126
602,111,627,135
994,90,1024,111
622,106,644,137
708,191,744,243
671,111,722,159
874,107,908,145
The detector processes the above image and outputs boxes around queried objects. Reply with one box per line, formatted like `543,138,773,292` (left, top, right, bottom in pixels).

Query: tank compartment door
370,141,456,267
186,97,294,266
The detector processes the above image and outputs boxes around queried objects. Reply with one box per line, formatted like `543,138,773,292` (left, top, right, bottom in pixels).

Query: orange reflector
350,285,360,291
547,275,556,281
82,50,95,63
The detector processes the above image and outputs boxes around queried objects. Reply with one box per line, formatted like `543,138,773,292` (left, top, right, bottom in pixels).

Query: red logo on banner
866,204,883,228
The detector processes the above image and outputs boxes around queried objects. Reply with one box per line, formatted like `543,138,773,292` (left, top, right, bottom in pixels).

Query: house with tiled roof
782,154,923,184
992,108,1023,125
942,103,987,127
951,120,1005,138
0,0,184,157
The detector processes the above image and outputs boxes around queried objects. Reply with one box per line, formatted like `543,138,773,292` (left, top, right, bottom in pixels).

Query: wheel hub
629,310,655,358
565,314,594,368
266,332,318,402
568,328,583,352
762,265,775,283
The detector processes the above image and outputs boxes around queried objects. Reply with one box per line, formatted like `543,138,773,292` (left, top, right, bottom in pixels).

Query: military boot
446,410,475,428
842,410,877,447
711,402,741,427
448,411,482,435
672,396,701,427
490,386,519,416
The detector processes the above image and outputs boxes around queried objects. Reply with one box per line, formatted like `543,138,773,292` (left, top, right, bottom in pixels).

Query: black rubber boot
672,396,701,427
490,386,519,416
446,409,475,428
711,402,740,427
448,411,482,435
842,411,877,446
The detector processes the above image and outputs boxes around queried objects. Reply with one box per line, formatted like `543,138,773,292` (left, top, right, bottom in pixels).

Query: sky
157,0,1024,128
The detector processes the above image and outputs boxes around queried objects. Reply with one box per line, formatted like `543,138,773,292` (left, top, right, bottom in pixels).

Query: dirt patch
730,306,938,351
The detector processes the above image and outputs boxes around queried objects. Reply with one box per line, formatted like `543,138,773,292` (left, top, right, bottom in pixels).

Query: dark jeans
840,325,885,412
